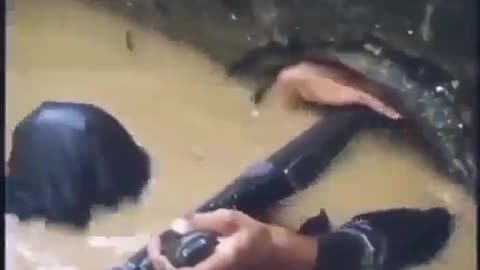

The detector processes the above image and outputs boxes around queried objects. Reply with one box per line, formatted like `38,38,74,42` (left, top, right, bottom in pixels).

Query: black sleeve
313,231,367,270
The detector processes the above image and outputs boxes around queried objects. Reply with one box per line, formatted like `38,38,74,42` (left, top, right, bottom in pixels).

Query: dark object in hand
118,106,399,269
158,106,398,268
160,230,220,268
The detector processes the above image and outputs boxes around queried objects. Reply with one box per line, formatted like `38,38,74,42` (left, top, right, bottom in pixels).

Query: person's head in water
6,101,151,229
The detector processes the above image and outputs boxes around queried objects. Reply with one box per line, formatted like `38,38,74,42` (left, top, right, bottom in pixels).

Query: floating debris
402,75,414,89
435,85,445,93
87,235,148,255
407,30,414,35
363,43,383,56
191,146,207,161
125,30,134,52
420,3,434,41
230,13,237,21
427,185,456,206
250,109,260,117
451,80,460,89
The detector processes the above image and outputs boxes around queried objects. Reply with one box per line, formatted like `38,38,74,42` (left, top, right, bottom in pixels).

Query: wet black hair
5,101,151,229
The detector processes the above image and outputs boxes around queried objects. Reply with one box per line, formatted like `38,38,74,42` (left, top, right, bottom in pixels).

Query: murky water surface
5,0,476,269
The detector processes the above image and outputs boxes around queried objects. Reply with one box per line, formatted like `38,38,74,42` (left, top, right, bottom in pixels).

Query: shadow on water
5,0,476,269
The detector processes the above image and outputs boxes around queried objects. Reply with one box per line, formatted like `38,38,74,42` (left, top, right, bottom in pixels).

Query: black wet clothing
313,219,386,270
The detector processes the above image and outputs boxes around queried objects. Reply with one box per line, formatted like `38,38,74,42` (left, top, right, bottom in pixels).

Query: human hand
272,61,401,119
148,209,317,270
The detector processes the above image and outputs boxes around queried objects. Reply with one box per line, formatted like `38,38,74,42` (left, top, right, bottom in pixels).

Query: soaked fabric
337,219,387,269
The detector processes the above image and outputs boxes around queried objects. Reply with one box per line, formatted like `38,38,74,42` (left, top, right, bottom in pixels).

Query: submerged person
5,101,151,269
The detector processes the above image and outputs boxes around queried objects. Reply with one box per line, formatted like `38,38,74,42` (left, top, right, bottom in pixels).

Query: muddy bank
77,0,476,85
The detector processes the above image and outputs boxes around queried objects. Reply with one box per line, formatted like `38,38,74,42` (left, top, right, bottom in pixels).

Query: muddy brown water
5,0,476,269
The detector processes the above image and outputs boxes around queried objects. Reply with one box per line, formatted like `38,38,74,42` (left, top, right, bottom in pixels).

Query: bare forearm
270,226,318,270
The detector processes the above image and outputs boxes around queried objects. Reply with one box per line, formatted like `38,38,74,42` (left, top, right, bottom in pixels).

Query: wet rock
79,0,477,86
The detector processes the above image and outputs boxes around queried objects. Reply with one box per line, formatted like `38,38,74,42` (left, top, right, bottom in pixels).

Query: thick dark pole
116,106,398,270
